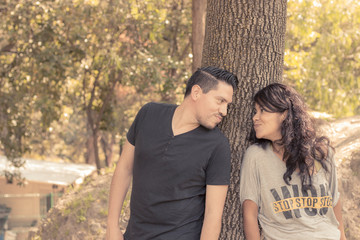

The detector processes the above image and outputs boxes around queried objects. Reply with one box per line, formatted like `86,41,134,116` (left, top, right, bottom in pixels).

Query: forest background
1,0,360,182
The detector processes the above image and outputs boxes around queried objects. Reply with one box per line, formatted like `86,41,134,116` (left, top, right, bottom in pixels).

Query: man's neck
172,102,199,136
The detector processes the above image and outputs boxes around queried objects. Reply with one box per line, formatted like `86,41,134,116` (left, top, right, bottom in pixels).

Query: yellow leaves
62,106,74,119
158,9,167,22
72,0,100,7
84,0,100,7
131,5,140,20
146,3,154,11
43,13,50,22
34,12,49,23
149,32,155,41
312,0,322,8
15,3,23,10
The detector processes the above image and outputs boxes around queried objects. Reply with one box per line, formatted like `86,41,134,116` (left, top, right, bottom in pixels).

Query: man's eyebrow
218,96,231,102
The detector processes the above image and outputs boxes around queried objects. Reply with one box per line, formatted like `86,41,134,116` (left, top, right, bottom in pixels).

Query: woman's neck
271,142,285,161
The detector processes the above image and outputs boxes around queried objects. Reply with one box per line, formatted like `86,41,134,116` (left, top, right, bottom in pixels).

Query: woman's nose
253,112,259,121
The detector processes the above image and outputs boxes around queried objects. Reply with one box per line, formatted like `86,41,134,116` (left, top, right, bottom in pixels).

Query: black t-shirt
124,102,231,240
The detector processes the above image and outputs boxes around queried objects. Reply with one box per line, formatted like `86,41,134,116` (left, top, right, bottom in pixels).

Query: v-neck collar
169,105,202,137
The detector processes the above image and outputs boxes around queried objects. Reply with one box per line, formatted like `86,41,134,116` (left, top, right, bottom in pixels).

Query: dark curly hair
250,83,333,191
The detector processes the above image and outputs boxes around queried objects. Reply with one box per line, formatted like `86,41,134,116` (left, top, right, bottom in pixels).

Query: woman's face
252,103,286,142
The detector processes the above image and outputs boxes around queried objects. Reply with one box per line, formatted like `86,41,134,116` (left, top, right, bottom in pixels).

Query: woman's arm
242,199,261,240
333,198,347,240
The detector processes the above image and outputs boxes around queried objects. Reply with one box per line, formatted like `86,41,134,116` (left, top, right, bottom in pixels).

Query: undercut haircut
184,66,238,97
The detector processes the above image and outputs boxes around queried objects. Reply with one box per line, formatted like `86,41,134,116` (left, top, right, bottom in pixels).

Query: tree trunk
202,0,287,239
100,133,115,167
85,135,95,164
85,102,102,171
92,129,102,171
192,0,207,72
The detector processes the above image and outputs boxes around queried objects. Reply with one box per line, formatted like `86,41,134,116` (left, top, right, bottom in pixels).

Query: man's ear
191,85,202,100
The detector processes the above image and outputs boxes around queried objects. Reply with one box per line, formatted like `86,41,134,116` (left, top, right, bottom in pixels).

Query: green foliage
2,0,359,175
285,0,360,117
0,0,192,174
0,0,65,178
63,192,95,223
99,208,108,217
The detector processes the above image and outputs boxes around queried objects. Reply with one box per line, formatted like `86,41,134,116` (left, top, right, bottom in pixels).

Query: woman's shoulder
246,143,269,153
242,144,272,170
244,143,271,160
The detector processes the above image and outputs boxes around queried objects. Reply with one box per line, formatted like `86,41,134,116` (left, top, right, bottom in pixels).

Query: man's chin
201,122,217,130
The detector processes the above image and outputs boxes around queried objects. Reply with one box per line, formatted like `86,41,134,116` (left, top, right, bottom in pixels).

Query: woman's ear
281,110,288,121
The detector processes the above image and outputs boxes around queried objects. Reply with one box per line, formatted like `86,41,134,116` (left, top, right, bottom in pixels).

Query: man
106,66,238,240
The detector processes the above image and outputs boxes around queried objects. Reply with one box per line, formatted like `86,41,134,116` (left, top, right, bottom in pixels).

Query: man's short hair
184,66,239,97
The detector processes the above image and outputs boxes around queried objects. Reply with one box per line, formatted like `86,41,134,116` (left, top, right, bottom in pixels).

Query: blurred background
0,0,359,239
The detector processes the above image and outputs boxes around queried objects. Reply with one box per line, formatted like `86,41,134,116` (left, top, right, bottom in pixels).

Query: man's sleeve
126,102,152,146
205,138,231,185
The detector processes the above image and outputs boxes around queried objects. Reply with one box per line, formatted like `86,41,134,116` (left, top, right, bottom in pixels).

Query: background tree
192,0,207,72
0,0,67,182
202,0,288,239
0,0,192,178
284,0,360,117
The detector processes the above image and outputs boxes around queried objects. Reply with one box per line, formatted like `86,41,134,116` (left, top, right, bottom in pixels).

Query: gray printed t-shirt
240,143,340,240
124,102,231,240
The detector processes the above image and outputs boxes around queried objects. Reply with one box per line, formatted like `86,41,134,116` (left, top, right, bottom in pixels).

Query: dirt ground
322,116,360,240
28,116,360,240
28,168,128,240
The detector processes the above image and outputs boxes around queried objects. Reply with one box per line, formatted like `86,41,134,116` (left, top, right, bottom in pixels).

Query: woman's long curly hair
250,83,333,190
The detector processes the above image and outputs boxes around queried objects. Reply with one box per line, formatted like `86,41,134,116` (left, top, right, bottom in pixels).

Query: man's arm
242,199,261,240
106,140,135,240
200,185,228,240
334,198,347,240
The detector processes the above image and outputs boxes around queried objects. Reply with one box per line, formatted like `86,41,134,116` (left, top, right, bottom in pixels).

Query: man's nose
220,104,227,117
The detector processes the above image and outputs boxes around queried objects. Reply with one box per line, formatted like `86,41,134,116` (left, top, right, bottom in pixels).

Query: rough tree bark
83,67,119,171
85,135,95,164
201,0,287,239
100,133,115,167
192,0,207,72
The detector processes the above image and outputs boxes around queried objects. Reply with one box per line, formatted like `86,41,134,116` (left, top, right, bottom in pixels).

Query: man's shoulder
212,127,228,139
142,102,176,111
198,127,229,146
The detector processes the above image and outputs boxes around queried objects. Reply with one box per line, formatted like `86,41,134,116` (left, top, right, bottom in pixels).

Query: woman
240,83,346,240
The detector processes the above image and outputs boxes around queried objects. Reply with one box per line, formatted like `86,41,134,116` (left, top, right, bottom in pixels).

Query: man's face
194,81,234,129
